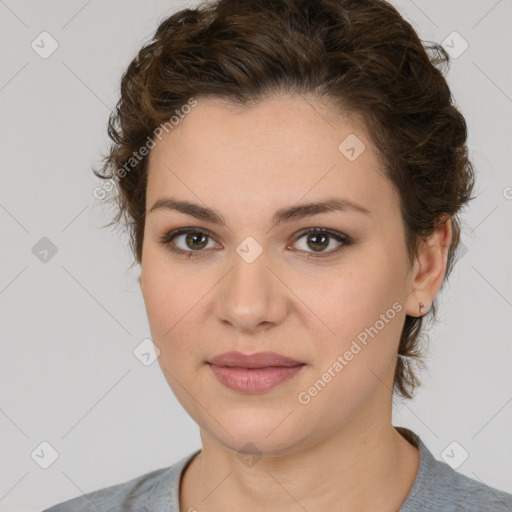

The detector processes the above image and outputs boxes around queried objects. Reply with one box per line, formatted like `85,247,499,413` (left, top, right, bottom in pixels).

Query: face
140,94,417,456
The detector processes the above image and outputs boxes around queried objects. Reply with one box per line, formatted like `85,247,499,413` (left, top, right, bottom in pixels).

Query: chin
202,412,312,456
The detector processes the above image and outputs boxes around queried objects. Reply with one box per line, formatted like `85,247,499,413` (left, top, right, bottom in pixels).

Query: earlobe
405,216,452,317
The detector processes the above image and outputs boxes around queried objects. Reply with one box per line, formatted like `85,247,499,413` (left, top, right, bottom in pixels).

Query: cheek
141,257,201,350
307,251,406,368
314,257,401,326
296,271,404,417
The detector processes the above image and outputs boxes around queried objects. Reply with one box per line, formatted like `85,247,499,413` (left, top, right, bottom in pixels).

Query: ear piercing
419,301,424,315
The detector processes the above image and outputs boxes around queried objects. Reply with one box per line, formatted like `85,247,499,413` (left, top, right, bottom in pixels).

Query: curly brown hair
93,0,475,400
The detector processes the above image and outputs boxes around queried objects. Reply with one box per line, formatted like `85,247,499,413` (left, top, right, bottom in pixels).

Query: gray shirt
43,427,512,511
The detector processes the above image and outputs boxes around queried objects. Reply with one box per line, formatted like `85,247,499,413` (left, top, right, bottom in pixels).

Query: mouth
206,351,305,393
207,350,304,369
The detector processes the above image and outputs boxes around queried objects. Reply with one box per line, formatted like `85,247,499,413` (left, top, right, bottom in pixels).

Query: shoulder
421,467,512,511
41,466,173,512
449,470,512,511
42,450,199,512
397,428,512,512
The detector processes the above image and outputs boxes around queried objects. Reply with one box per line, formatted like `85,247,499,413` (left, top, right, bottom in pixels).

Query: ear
138,274,143,290
405,215,452,318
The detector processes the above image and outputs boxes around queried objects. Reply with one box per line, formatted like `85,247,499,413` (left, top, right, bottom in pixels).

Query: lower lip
208,364,305,393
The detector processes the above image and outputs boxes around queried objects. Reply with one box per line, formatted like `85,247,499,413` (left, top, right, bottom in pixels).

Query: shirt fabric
43,427,512,511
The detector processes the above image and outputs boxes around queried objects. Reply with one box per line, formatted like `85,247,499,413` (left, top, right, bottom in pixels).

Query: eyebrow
148,197,371,228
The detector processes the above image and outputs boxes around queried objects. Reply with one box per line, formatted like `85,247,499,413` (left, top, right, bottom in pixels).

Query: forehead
145,94,399,221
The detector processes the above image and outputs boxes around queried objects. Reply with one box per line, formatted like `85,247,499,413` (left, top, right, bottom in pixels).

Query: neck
180,413,419,512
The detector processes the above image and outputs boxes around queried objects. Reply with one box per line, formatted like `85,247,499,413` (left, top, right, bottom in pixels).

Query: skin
139,93,452,512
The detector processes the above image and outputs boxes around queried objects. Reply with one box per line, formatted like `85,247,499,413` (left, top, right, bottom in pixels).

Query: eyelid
292,227,349,243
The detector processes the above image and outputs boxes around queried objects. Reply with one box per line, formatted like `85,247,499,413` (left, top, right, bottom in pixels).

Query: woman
44,0,512,510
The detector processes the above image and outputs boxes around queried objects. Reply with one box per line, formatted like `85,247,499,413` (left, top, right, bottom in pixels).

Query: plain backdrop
0,1,511,510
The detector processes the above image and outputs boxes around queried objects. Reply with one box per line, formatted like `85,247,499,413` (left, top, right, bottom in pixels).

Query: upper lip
208,351,304,368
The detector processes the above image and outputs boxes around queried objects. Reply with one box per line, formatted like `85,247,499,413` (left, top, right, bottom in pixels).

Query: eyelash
157,227,352,259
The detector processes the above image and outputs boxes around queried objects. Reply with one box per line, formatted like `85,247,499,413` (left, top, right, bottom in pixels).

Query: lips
207,351,306,393
207,351,304,369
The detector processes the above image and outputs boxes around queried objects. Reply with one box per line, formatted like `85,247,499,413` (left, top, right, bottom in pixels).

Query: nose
214,245,288,334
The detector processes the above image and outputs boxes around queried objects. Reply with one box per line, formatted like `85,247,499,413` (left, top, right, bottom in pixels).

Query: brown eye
182,231,209,250
305,232,329,251
292,228,351,257
159,228,217,257
159,226,351,259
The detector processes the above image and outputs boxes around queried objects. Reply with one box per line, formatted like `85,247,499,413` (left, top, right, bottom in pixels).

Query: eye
158,227,218,258
290,227,351,257
158,226,351,259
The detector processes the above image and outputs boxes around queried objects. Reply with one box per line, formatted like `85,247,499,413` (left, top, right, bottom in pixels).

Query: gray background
1,1,511,510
